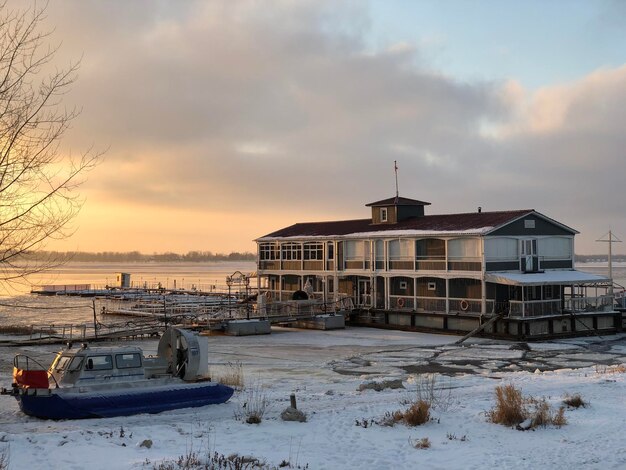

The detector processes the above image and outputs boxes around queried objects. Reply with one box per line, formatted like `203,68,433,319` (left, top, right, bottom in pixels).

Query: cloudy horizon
24,0,626,255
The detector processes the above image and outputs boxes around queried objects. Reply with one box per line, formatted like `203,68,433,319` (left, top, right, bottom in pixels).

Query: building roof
365,196,431,207
485,270,609,286
257,209,536,240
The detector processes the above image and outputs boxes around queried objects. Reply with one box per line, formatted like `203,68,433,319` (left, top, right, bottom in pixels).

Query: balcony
415,259,446,270
509,295,613,318
389,258,414,270
509,299,561,317
447,257,481,271
564,295,613,313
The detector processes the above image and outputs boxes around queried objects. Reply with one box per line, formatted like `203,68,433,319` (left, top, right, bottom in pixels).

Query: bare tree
0,2,99,289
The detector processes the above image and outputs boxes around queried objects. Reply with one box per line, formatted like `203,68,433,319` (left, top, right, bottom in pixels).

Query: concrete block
447,317,479,332
528,320,549,336
225,319,271,336
552,318,570,334
388,312,412,326
575,317,593,332
414,315,443,329
294,314,345,330
598,315,615,329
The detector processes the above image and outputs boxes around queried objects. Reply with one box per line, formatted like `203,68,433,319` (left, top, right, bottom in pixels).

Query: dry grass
211,361,244,388
409,374,457,412
563,393,587,409
553,407,567,427
409,437,431,449
488,384,569,429
149,450,301,470
404,400,431,426
234,382,268,425
527,398,551,428
488,384,526,426
377,410,404,427
382,400,431,427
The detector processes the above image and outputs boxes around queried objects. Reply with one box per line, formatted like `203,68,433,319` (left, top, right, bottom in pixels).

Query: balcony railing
388,258,414,270
258,260,280,270
449,297,488,314
447,257,481,271
388,296,491,314
509,295,613,318
415,259,446,270
564,295,613,313
509,299,561,318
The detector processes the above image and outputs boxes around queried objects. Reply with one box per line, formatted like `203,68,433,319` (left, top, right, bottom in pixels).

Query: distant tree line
26,250,256,263
23,251,624,263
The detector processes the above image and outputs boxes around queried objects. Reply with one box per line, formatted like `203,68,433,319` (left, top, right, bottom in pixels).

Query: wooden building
255,197,619,338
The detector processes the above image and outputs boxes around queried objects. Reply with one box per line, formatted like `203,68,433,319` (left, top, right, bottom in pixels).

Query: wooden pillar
385,276,390,310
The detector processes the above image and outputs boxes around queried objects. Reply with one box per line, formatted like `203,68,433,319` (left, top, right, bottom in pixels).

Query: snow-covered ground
1,327,626,469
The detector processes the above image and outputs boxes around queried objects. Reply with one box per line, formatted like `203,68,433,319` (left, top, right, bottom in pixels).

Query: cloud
30,1,626,253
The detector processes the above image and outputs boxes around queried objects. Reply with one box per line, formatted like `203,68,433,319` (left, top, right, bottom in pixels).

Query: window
259,243,278,260
345,240,365,259
380,207,388,222
68,356,84,372
327,242,334,260
538,237,572,259
448,238,480,258
416,238,445,259
304,242,323,260
524,219,536,229
388,239,414,258
399,281,408,290
521,239,537,255
281,243,302,260
53,355,72,372
116,353,142,369
85,355,113,371
428,282,436,291
485,238,518,261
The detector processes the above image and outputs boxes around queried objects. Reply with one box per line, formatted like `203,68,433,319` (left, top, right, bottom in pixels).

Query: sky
20,0,626,255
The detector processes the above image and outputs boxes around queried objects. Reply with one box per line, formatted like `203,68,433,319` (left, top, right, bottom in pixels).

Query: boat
1,327,234,419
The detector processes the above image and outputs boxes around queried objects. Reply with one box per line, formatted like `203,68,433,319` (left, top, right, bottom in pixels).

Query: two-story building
256,196,618,339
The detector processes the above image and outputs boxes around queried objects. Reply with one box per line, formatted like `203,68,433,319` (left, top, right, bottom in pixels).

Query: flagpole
394,160,399,201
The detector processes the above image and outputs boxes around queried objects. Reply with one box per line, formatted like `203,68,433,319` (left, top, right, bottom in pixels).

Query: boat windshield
52,355,72,372
68,356,84,372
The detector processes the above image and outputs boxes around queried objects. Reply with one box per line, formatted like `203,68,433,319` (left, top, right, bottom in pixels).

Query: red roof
259,210,535,239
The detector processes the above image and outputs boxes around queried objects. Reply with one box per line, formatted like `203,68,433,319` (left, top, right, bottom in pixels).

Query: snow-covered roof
485,270,610,286
257,210,533,241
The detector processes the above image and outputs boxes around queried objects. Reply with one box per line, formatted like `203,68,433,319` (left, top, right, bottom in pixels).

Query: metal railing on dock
15,320,164,345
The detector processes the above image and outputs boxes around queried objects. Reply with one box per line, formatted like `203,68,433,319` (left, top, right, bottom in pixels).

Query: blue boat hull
16,383,234,420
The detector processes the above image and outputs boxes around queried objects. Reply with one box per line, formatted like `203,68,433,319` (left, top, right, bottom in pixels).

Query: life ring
397,297,406,308
460,299,469,311
266,291,272,301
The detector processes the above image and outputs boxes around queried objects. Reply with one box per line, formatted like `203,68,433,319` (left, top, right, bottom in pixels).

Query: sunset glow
28,0,626,255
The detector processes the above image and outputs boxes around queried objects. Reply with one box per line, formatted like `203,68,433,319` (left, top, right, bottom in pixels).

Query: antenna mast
596,230,622,297
394,160,399,202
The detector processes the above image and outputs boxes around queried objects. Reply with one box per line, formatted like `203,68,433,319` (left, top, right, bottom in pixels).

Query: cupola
365,197,431,225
